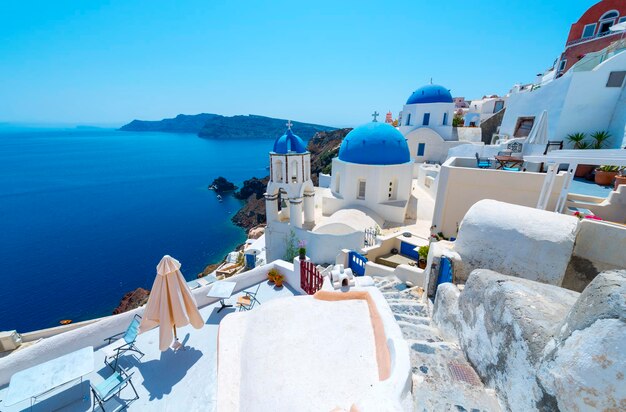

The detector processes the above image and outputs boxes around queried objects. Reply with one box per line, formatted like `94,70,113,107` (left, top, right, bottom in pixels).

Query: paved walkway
373,276,502,411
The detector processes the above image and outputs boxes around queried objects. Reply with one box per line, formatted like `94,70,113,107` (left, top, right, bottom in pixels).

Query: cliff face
231,128,352,231
232,177,269,230
307,128,351,185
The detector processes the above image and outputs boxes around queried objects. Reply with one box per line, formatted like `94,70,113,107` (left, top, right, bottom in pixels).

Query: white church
264,83,484,264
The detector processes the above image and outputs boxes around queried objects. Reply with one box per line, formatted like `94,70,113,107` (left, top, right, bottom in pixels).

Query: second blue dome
406,84,453,105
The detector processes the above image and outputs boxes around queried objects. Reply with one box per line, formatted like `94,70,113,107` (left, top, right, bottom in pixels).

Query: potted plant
298,239,307,260
590,131,611,149
273,272,285,288
417,245,429,269
595,165,620,186
267,268,279,284
615,168,626,190
566,133,594,177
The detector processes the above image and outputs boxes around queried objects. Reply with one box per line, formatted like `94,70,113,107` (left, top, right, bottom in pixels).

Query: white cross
286,120,293,130
372,111,379,122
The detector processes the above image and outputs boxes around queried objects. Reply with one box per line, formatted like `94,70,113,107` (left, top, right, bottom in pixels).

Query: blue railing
348,251,367,276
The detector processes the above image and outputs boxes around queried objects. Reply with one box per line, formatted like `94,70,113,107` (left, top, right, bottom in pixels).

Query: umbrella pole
172,325,183,351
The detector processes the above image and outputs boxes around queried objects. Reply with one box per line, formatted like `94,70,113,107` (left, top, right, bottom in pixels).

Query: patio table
3,346,94,409
494,155,524,170
207,281,237,312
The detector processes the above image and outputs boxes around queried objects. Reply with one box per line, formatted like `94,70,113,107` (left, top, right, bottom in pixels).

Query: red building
557,0,626,75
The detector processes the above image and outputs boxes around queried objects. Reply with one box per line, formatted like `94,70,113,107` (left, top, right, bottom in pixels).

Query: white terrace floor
0,281,299,412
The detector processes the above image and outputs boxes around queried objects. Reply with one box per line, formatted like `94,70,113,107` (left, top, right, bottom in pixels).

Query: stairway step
394,313,431,325
387,301,429,318
397,321,443,342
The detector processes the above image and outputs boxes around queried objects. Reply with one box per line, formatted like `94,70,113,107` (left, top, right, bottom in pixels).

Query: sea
0,127,273,332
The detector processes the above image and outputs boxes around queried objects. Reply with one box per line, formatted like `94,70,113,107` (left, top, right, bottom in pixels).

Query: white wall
404,127,479,165
324,159,413,224
318,173,331,188
398,102,454,140
432,157,566,237
265,221,364,265
501,52,626,148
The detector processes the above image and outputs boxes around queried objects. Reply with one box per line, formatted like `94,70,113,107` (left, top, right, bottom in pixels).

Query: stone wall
480,108,505,144
432,268,626,411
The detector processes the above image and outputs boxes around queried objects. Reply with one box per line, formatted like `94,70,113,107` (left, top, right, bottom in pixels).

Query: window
417,143,425,156
599,20,614,35
514,117,535,137
601,11,619,20
443,112,448,125
582,23,596,38
422,113,430,126
335,173,340,193
607,71,626,87
405,113,411,126
493,100,505,113
357,180,366,199
558,59,567,72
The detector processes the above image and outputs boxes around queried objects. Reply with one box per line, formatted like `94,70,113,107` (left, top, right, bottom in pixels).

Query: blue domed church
397,84,458,169
321,121,415,224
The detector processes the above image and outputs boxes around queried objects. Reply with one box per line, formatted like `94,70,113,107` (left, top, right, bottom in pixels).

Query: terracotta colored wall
561,34,622,72
567,0,626,43
559,0,626,73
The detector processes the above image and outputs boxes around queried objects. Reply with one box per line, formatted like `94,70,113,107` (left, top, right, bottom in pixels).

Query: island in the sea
120,113,335,140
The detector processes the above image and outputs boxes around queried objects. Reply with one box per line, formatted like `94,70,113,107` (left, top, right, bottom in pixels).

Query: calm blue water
0,128,272,332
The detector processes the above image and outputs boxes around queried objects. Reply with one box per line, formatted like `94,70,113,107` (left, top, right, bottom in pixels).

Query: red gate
300,260,323,295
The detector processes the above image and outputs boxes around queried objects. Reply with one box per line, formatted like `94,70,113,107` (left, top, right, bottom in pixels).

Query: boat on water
217,194,223,202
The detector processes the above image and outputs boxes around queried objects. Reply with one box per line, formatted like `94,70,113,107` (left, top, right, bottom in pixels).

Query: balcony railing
566,30,620,47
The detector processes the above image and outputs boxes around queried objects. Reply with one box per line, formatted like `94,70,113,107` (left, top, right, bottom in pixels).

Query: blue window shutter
417,143,425,156
423,113,430,126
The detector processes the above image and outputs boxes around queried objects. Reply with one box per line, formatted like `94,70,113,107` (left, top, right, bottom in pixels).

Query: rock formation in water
112,288,150,314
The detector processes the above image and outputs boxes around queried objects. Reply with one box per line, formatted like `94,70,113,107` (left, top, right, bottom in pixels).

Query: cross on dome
371,111,379,122
286,120,293,130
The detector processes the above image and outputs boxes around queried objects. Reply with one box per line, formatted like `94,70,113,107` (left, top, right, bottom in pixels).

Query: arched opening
598,11,619,36
405,113,411,126
275,159,284,183
291,160,298,183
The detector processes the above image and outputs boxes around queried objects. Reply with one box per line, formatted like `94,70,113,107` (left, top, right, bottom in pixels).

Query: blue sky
0,0,593,127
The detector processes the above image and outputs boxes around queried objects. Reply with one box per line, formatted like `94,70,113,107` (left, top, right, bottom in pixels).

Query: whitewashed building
500,45,626,148
323,122,414,224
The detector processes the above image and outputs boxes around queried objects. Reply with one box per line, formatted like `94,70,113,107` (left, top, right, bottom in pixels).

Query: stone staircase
373,276,502,412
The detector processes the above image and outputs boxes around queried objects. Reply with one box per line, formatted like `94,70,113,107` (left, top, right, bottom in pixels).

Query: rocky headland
120,113,335,140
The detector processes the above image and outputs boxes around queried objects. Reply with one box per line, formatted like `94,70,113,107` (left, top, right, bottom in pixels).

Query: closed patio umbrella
139,255,204,351
526,110,549,145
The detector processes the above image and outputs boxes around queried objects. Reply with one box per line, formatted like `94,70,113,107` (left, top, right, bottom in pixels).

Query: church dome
272,128,307,154
406,84,453,105
338,122,410,165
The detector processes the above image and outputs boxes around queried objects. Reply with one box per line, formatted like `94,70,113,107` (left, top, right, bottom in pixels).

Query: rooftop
0,280,299,412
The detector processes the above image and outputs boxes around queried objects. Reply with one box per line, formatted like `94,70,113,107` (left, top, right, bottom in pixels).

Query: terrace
0,265,299,412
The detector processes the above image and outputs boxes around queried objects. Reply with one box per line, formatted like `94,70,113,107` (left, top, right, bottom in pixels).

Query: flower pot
615,175,626,190
418,259,427,269
595,170,618,186
575,164,594,178
275,279,284,287
299,252,306,261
